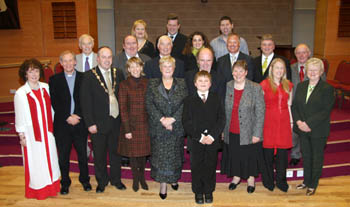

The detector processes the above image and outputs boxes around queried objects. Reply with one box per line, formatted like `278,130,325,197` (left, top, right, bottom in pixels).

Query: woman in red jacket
260,58,293,192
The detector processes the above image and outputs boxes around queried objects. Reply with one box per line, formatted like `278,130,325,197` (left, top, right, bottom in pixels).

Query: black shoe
204,193,213,203
60,186,69,195
289,158,300,166
140,180,149,190
228,181,241,190
82,182,92,191
277,183,289,192
159,193,167,200
247,185,255,194
195,194,204,204
132,181,139,192
114,182,127,190
171,183,179,191
96,185,105,193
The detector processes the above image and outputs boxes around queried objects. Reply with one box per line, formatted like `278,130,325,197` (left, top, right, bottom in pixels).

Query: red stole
26,88,53,142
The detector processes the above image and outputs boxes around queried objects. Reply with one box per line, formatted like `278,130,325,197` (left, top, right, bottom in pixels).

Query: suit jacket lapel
92,53,97,67
306,80,322,106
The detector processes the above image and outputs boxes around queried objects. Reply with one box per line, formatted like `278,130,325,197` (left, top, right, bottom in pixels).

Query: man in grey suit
112,35,150,79
76,34,98,72
290,43,326,166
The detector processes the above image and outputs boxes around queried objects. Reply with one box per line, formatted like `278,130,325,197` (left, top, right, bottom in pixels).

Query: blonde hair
268,58,291,93
261,33,274,43
306,57,324,74
125,57,145,77
131,20,148,40
194,70,212,83
159,56,175,68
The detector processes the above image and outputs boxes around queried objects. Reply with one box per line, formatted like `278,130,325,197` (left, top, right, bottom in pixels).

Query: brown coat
117,77,150,157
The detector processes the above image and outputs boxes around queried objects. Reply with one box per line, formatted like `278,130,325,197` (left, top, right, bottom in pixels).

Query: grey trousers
291,131,302,159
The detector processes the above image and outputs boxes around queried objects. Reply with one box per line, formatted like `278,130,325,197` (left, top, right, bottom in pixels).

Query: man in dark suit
144,35,185,79
80,46,126,193
253,34,291,83
112,35,150,79
185,47,224,99
217,33,255,92
49,50,91,195
155,13,187,60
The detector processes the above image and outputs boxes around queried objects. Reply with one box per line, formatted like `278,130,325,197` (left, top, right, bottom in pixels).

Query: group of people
14,13,335,204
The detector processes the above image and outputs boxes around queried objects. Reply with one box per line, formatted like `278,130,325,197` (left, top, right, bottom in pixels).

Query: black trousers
263,148,288,187
300,135,327,189
190,141,218,194
91,118,122,187
55,122,89,187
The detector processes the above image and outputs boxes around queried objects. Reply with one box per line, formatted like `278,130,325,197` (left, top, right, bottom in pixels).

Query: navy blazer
217,52,255,84
144,56,185,79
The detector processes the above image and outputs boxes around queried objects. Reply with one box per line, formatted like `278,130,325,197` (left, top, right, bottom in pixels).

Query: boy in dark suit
182,71,225,204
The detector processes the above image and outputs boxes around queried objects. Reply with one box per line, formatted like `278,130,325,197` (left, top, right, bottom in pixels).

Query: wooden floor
1,166,349,207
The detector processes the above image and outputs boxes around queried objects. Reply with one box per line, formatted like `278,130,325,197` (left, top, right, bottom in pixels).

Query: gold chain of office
92,67,117,94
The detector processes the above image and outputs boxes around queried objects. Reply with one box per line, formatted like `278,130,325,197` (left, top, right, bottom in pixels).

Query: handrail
0,60,51,69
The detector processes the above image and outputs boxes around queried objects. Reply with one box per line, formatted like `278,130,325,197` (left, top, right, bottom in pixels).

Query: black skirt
221,133,259,179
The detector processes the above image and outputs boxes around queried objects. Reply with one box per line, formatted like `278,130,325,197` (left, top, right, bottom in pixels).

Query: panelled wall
0,0,97,101
314,0,350,79
114,0,293,56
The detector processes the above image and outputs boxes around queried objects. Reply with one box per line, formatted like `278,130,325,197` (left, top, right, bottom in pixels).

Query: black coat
144,56,185,79
184,69,225,100
49,71,87,134
292,79,335,138
182,92,225,150
155,32,187,60
80,66,125,133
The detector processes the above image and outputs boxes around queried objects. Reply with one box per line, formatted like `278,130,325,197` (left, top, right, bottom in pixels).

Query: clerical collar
64,70,76,78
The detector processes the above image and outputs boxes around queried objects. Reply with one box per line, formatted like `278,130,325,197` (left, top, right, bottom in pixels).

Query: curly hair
18,58,44,82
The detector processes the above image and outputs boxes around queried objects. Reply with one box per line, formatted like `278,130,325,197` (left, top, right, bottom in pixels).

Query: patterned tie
231,55,236,66
299,66,305,81
85,57,90,72
201,94,206,103
105,70,119,118
306,84,315,103
262,57,268,74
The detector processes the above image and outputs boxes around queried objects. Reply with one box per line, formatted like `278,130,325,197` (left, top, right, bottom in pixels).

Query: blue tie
85,57,90,72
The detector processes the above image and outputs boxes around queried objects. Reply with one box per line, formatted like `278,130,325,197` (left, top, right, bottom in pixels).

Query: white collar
197,90,209,100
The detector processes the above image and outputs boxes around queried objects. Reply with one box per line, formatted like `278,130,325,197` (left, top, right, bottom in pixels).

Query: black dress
139,40,156,58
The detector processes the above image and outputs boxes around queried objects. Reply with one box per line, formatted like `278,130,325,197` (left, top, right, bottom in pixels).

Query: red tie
299,66,304,81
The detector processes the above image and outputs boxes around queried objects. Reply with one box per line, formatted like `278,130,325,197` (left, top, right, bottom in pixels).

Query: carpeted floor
1,99,350,183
